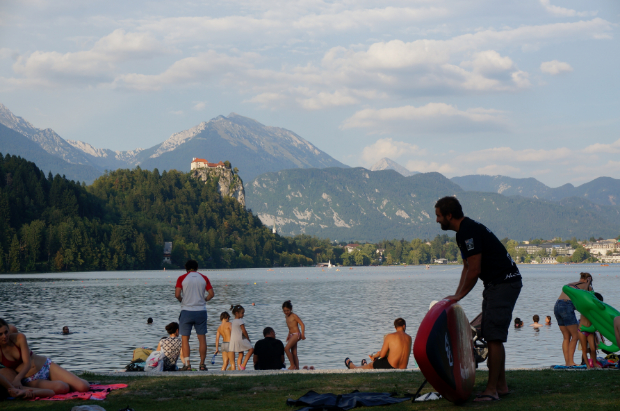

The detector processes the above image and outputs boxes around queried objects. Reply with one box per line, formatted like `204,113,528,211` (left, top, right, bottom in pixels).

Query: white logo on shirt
465,238,474,251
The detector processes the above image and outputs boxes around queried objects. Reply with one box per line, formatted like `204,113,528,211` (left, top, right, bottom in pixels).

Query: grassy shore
3,369,620,410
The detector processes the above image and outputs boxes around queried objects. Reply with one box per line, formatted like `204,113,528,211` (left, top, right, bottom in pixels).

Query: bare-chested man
345,318,412,370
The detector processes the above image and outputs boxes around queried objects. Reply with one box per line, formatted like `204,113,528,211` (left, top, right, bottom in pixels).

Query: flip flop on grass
474,394,500,402
344,358,353,369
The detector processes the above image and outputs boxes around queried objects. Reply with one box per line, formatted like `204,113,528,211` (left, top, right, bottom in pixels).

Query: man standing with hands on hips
176,259,214,371
434,196,522,402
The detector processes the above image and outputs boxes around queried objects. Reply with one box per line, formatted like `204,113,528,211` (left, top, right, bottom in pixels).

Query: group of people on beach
168,260,306,371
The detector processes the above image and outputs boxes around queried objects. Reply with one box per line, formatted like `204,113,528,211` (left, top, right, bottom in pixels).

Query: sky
0,0,619,187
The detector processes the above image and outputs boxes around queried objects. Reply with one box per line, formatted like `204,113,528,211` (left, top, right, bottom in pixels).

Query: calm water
1,264,619,372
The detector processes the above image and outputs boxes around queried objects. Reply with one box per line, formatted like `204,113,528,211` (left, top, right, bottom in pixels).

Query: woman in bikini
0,318,89,394
554,273,593,367
282,300,305,370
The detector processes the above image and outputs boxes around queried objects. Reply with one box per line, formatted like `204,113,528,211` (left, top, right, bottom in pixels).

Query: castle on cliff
190,157,226,170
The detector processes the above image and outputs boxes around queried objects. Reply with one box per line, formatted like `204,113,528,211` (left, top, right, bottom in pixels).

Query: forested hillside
0,154,313,273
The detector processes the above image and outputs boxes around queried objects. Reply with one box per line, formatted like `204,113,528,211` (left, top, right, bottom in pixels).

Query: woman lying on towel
0,318,90,395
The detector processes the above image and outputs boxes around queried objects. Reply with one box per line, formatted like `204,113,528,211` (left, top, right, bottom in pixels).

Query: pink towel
33,383,128,401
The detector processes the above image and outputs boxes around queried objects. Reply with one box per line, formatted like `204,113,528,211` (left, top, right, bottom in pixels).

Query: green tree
9,234,20,272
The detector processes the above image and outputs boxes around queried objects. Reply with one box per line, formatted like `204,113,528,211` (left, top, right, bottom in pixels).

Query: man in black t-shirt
253,327,285,370
435,196,522,402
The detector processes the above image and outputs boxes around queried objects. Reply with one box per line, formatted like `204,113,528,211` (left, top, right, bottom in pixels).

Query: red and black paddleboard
413,299,475,404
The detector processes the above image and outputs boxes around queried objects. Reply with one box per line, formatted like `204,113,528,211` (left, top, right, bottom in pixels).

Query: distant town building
541,257,558,264
516,243,574,256
376,248,385,255
345,244,360,253
434,258,447,264
163,242,172,265
584,239,619,256
190,158,226,170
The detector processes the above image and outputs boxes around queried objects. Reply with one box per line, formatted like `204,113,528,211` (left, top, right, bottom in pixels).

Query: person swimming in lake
530,315,543,328
0,318,89,394
228,305,254,370
545,316,552,325
62,326,70,335
514,318,524,328
282,300,305,370
215,312,235,371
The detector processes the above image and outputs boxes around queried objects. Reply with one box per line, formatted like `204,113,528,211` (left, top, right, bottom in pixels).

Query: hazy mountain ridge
452,174,620,206
370,157,417,176
246,168,620,242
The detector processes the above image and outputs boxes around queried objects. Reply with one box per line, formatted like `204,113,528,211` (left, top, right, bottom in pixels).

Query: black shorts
372,357,395,369
481,280,522,342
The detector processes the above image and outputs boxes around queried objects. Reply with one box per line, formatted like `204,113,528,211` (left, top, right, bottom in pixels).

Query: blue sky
0,0,618,186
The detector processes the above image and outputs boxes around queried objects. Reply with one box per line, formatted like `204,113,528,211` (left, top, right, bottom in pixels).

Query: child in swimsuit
578,293,604,369
282,300,305,370
215,312,235,370
228,305,254,370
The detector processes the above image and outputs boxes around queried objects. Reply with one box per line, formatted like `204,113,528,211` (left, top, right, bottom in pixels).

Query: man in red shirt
175,260,214,371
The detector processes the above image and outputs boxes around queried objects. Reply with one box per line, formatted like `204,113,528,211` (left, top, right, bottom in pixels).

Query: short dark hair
220,312,230,320
394,318,406,328
165,322,179,334
533,315,539,322
185,260,198,271
282,300,292,310
263,327,275,337
514,317,521,323
434,196,464,219
147,317,153,324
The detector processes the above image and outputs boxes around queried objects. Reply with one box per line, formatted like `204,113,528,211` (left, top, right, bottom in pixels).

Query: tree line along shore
0,153,613,273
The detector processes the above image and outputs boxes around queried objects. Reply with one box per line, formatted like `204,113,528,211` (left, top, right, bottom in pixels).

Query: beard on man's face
440,221,450,230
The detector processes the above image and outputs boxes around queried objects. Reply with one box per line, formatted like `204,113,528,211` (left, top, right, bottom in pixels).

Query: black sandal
199,364,208,371
361,359,368,366
344,357,353,369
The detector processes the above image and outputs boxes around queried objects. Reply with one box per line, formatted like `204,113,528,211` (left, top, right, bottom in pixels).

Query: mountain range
0,103,346,183
246,167,620,242
370,157,418,176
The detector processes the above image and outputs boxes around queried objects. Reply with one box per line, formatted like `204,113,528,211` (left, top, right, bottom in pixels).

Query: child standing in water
282,300,305,370
215,312,234,371
228,305,254,370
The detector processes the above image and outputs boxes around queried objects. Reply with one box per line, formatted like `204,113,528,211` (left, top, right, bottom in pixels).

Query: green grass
3,370,620,410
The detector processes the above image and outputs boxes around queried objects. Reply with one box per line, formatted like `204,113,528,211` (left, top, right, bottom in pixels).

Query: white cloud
540,60,573,75
539,0,597,18
341,103,508,134
112,51,253,91
192,101,206,111
361,138,423,165
583,138,620,154
9,29,168,87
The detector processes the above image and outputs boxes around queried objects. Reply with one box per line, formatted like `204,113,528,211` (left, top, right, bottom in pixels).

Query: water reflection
1,264,618,371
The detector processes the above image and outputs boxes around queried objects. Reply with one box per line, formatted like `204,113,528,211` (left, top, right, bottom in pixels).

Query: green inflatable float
562,285,619,352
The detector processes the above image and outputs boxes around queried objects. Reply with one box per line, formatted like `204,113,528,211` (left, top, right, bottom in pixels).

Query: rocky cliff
192,167,245,207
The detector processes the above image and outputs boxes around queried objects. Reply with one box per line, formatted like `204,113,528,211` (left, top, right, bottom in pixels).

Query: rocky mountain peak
370,157,417,177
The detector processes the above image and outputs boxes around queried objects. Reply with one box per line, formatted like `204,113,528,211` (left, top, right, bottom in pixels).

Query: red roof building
191,158,226,170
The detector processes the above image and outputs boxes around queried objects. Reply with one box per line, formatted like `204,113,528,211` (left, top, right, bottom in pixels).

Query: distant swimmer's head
185,260,198,272
594,292,603,301
514,318,522,327
165,322,179,336
147,317,153,324
230,305,245,318
394,318,406,330
533,315,539,323
282,300,293,316
220,312,231,321
546,316,552,324
434,197,464,231
62,326,70,334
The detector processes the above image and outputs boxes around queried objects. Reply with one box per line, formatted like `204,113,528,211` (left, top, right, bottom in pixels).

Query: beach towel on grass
286,390,411,411
33,384,127,401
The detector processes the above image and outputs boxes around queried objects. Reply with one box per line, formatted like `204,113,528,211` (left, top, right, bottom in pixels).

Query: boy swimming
215,312,234,370
282,300,305,370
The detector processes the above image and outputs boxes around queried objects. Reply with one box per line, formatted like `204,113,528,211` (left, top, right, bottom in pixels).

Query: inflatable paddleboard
562,285,620,352
413,299,475,404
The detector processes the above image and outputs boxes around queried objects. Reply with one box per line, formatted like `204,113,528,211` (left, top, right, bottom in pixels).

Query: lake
1,264,619,372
